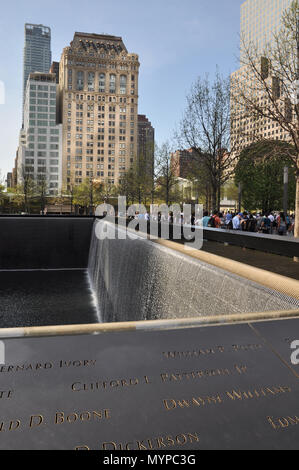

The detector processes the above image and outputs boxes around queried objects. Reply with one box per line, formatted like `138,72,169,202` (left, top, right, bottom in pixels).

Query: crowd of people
197,210,295,236
129,209,295,236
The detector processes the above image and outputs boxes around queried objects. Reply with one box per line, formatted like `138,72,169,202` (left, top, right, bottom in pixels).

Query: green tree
73,179,93,210
116,149,154,206
101,179,116,204
155,142,179,206
184,151,214,210
235,140,296,213
73,178,104,213
0,182,6,213
9,186,24,212
136,143,155,205
17,166,35,213
177,70,238,211
117,167,138,205
35,175,48,214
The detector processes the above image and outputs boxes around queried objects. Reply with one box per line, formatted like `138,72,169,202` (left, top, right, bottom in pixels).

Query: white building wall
20,77,62,195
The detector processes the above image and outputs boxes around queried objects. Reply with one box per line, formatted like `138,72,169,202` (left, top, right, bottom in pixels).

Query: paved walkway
202,240,299,281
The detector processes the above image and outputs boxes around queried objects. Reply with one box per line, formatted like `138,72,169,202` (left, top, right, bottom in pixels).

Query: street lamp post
283,166,289,218
70,184,73,215
238,183,242,213
89,177,94,216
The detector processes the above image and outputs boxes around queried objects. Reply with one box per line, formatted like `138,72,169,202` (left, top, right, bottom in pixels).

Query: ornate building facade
59,32,140,191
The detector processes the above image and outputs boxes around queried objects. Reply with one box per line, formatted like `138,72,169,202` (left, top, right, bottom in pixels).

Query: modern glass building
231,0,293,155
23,24,52,124
240,0,291,58
18,73,62,196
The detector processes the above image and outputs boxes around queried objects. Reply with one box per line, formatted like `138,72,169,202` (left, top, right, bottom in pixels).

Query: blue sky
0,0,242,178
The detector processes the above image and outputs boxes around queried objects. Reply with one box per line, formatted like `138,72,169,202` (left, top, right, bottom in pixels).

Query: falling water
88,220,299,324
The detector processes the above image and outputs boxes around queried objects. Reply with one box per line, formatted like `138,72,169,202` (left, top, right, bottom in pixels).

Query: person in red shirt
209,210,221,229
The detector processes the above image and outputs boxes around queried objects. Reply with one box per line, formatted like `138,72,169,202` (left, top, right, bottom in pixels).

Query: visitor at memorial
285,213,291,231
268,213,275,234
225,211,233,228
256,213,263,232
232,213,242,230
261,213,271,234
202,211,211,227
240,211,249,231
208,210,221,228
277,212,287,236
246,214,257,232
289,214,295,234
219,212,225,227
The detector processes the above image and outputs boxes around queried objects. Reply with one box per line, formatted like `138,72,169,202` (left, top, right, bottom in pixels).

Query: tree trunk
217,184,221,212
294,172,299,262
166,181,169,207
211,184,217,212
209,191,212,214
205,186,209,212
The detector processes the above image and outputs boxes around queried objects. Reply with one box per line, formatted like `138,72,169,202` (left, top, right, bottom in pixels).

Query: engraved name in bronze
75,431,200,451
163,344,263,360
0,409,111,433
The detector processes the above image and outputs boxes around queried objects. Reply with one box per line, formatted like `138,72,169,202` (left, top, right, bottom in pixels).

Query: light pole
283,166,289,218
238,182,242,213
89,177,94,216
70,183,73,215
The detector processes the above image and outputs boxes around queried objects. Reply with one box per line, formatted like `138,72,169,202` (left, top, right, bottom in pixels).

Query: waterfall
88,219,299,324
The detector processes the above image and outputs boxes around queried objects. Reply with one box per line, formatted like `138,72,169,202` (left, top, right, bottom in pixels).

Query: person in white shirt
269,213,275,223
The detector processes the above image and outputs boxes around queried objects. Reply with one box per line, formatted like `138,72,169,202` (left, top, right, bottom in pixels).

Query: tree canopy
235,140,296,213
231,0,299,239
177,70,237,211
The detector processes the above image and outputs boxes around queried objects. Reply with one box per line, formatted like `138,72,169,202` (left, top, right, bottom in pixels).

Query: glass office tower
22,24,52,124
240,0,291,58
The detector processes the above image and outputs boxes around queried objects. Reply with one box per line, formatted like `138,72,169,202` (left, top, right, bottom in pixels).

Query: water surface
0,269,98,328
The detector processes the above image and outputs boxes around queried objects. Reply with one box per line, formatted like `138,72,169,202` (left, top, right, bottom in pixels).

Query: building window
109,74,116,93
77,71,84,91
88,72,95,92
99,73,106,93
68,69,73,90
120,75,127,94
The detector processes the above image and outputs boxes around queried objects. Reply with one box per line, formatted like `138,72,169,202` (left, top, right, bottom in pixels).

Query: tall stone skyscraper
231,0,292,155
23,24,52,123
138,115,155,180
59,32,140,190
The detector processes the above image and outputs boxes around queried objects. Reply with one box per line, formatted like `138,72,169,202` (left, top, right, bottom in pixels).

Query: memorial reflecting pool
0,270,98,328
0,218,298,329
